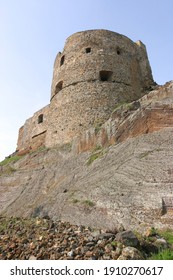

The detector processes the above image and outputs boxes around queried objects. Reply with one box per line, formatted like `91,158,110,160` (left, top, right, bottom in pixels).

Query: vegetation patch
139,150,152,159
93,145,102,152
95,124,102,135
112,101,130,113
35,146,49,153
87,146,104,165
72,199,80,204
150,249,173,260
139,148,163,159
112,100,140,115
111,241,117,247
159,229,173,244
147,228,173,260
0,155,22,166
87,151,102,165
94,119,104,134
82,200,95,207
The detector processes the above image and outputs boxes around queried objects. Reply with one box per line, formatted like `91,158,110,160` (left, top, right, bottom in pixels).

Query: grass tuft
87,146,104,165
0,155,22,166
159,229,173,244
150,249,173,260
83,200,95,207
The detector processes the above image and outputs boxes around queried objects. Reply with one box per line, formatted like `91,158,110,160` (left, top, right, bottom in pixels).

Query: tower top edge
65,29,139,45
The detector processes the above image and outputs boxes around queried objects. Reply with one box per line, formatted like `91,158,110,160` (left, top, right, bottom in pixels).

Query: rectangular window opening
99,70,113,82
86,47,91,53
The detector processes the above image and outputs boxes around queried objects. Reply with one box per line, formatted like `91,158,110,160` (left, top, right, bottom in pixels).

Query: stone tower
45,29,154,147
17,30,155,154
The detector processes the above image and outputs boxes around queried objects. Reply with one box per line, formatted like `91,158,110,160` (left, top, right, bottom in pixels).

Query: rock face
115,231,139,247
75,81,173,152
17,29,154,155
1,81,173,231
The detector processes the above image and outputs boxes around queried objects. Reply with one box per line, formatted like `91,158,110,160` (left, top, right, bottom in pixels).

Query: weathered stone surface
95,233,116,241
116,231,139,247
154,238,168,250
17,105,49,155
29,255,37,260
117,247,144,260
75,81,173,152
1,124,173,231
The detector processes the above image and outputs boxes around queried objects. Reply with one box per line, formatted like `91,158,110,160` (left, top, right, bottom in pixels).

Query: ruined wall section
17,105,49,155
46,30,154,147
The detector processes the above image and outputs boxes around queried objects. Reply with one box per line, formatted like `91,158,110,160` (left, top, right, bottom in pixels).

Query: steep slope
1,82,173,231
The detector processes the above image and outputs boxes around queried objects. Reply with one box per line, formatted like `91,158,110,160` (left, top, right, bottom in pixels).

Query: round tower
45,29,154,147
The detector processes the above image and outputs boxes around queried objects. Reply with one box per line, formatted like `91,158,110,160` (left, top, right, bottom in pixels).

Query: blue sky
0,0,172,160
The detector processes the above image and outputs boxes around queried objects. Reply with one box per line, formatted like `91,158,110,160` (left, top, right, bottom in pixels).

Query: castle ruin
17,29,155,154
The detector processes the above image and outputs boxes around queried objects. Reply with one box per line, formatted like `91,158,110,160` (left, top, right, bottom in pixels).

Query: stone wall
17,105,49,155
51,30,154,100
45,30,155,148
17,29,155,153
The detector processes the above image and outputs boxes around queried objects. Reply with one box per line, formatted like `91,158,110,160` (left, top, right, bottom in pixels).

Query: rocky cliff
1,81,173,232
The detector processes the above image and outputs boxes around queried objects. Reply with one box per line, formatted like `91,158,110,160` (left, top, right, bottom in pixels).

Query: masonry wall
45,30,154,147
17,105,49,155
17,29,155,153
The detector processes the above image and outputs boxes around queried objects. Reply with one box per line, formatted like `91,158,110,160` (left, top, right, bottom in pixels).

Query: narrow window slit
60,55,65,66
116,47,121,55
55,81,63,95
38,114,43,124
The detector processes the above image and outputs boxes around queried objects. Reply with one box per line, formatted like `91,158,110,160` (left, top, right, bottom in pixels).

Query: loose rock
0,216,172,260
